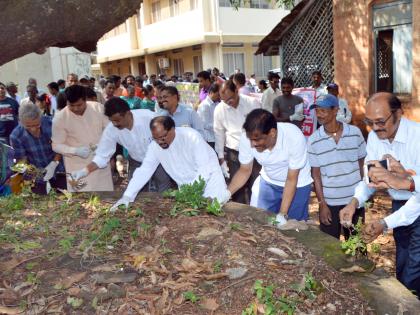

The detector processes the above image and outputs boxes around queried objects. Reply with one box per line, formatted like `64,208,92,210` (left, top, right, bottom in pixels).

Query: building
257,0,420,127
96,0,289,79
0,47,91,93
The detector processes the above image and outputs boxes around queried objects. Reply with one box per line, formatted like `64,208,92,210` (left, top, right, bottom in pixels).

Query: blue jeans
251,176,311,221
392,200,420,298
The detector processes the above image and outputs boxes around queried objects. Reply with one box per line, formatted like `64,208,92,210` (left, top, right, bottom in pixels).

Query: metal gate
281,0,334,87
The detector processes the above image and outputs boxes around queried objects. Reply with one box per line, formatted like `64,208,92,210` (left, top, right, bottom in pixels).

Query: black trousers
319,204,365,240
128,156,175,193
392,200,420,298
31,173,67,195
225,147,261,204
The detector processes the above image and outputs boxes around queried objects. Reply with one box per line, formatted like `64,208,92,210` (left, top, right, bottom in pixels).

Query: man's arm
272,99,290,122
311,167,331,225
213,109,226,163
279,168,299,215
190,109,205,139
228,162,253,195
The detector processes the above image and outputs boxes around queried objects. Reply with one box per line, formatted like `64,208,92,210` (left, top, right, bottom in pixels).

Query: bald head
367,92,401,112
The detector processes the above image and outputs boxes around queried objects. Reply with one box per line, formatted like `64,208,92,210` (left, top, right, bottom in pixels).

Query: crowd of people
0,68,419,298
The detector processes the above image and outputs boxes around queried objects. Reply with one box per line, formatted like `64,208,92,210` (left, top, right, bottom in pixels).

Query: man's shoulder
10,124,24,139
87,101,104,113
1,96,19,107
133,108,155,119
346,123,363,136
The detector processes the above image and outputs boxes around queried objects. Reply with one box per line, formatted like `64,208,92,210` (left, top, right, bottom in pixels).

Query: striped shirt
308,123,366,205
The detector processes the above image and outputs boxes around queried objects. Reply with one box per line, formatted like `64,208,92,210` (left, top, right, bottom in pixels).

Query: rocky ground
0,188,374,314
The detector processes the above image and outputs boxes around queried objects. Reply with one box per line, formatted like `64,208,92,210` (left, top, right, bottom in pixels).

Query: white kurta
123,127,227,202
52,101,113,192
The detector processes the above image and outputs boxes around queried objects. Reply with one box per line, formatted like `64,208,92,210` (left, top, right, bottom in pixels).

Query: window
373,1,412,94
190,0,199,10
253,54,273,78
193,56,203,76
219,0,232,7
250,0,270,9
151,1,161,23
170,0,180,17
173,59,184,76
223,53,245,76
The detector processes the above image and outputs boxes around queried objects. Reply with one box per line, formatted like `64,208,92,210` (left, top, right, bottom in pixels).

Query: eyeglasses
363,111,395,127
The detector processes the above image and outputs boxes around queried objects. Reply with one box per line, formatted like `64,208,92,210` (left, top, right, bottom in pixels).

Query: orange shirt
122,86,144,98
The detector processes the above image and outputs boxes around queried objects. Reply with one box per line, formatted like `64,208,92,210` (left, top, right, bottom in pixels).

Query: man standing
197,83,220,149
67,73,79,86
228,109,312,223
0,82,19,145
214,80,260,203
20,85,38,106
272,77,305,128
197,71,212,102
261,72,281,112
307,94,366,239
70,97,174,192
160,86,204,138
309,71,327,97
102,80,116,103
326,83,352,124
233,73,252,96
110,116,230,211
6,82,21,104
47,82,59,116
10,103,66,194
340,92,420,296
52,85,113,192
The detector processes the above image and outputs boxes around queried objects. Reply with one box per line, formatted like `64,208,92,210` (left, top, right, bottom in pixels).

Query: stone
91,272,137,284
226,267,248,280
267,247,289,258
197,227,223,240
0,0,142,65
326,303,336,312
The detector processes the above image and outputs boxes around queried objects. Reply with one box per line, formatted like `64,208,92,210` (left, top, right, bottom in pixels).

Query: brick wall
333,0,420,132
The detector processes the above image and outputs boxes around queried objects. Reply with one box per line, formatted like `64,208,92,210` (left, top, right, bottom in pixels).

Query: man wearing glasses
340,92,420,297
110,116,230,211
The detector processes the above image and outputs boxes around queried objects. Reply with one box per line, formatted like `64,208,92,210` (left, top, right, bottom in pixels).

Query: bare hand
362,220,384,243
319,203,332,225
382,154,406,175
339,201,357,227
368,162,409,190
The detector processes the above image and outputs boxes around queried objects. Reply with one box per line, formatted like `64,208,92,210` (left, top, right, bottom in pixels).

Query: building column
202,43,222,71
144,54,156,75
130,57,140,76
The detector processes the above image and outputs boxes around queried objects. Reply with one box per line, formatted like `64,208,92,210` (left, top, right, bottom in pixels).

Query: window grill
281,0,333,87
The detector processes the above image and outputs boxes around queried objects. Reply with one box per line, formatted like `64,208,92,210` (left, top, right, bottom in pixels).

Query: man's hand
382,154,406,175
362,220,384,243
339,198,358,227
221,161,230,179
319,202,332,225
71,167,89,181
218,189,231,205
110,196,131,212
368,161,410,190
74,146,91,159
43,161,59,181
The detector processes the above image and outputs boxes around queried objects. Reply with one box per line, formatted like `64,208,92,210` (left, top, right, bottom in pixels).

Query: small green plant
164,177,224,217
370,243,381,254
341,218,367,257
268,216,279,226
14,240,42,253
183,291,200,303
58,236,75,253
26,272,39,284
213,260,223,273
160,238,173,254
290,272,320,300
243,280,297,315
229,222,242,231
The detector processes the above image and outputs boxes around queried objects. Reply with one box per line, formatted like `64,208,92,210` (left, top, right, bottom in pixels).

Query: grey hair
19,102,42,122
126,85,135,92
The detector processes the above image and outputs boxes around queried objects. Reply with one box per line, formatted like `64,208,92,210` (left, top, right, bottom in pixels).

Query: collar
382,117,408,144
319,122,347,138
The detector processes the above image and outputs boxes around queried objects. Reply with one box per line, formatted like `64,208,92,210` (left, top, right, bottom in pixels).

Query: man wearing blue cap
307,94,366,239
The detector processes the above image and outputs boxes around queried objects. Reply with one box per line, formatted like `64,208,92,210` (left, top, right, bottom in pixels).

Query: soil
0,190,373,315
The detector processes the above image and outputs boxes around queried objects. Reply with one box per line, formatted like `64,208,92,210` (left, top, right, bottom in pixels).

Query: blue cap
310,94,339,110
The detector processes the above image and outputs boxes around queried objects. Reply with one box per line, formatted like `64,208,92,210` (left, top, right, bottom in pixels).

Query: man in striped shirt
307,94,366,239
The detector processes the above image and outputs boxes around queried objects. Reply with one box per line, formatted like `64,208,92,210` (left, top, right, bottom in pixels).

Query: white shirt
50,95,57,115
384,193,420,229
197,96,218,143
92,109,155,168
20,97,35,106
261,86,281,112
336,98,352,124
213,94,260,158
123,127,227,202
239,123,313,188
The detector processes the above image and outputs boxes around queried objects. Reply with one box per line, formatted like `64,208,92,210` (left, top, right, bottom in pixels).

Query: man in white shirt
70,97,173,192
47,82,59,116
228,108,312,222
197,83,220,149
339,92,420,297
326,83,352,124
110,116,230,211
214,80,261,203
308,71,327,97
261,72,281,112
20,85,38,106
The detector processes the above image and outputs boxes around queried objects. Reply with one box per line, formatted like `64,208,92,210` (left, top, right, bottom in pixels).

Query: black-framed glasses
363,111,395,127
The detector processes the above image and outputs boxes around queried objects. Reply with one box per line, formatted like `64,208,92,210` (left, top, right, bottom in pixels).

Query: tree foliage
228,0,295,10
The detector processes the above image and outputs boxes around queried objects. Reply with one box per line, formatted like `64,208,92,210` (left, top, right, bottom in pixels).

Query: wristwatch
379,219,388,234
407,175,415,192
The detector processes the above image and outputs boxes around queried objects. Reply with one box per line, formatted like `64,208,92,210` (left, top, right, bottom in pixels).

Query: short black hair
26,84,38,93
105,79,115,86
125,75,135,81
56,92,67,110
208,83,220,94
312,70,322,77
57,79,65,86
243,109,277,135
104,97,130,117
388,94,402,111
36,93,48,102
65,84,86,103
150,115,175,131
0,82,5,88
222,80,237,93
135,76,143,83
233,73,246,85
258,80,268,89
47,82,59,91
143,84,154,97
85,87,97,99
268,72,280,81
281,77,294,86
161,86,179,97
197,71,211,81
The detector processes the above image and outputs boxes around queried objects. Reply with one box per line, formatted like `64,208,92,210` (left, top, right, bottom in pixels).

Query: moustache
374,129,386,133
